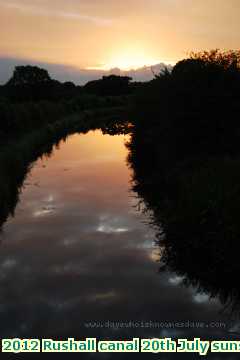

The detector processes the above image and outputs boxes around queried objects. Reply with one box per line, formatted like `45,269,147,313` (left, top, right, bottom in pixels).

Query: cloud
193,293,210,304
169,275,184,286
96,215,130,234
0,0,113,26
97,225,129,233
0,56,172,85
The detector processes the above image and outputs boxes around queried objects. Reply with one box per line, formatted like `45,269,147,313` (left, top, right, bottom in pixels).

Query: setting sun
87,50,160,70
102,54,160,70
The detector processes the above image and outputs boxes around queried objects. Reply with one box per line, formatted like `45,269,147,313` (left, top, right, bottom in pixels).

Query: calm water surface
0,130,239,357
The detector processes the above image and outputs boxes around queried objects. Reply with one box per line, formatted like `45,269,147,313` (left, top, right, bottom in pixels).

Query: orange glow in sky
0,0,240,71
87,51,161,70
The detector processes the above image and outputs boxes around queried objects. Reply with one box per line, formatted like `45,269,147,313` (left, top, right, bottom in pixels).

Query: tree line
0,66,132,138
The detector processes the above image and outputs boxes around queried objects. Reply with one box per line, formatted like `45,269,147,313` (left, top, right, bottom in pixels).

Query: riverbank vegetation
131,49,240,164
0,65,132,139
128,49,240,313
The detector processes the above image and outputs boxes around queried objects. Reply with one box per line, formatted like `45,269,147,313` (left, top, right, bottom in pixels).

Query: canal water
0,130,238,358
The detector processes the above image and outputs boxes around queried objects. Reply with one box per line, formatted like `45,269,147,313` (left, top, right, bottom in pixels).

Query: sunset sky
1,0,240,82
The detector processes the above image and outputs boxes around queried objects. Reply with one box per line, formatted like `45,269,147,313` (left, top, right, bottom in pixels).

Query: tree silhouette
128,49,240,314
7,66,51,86
84,75,132,96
